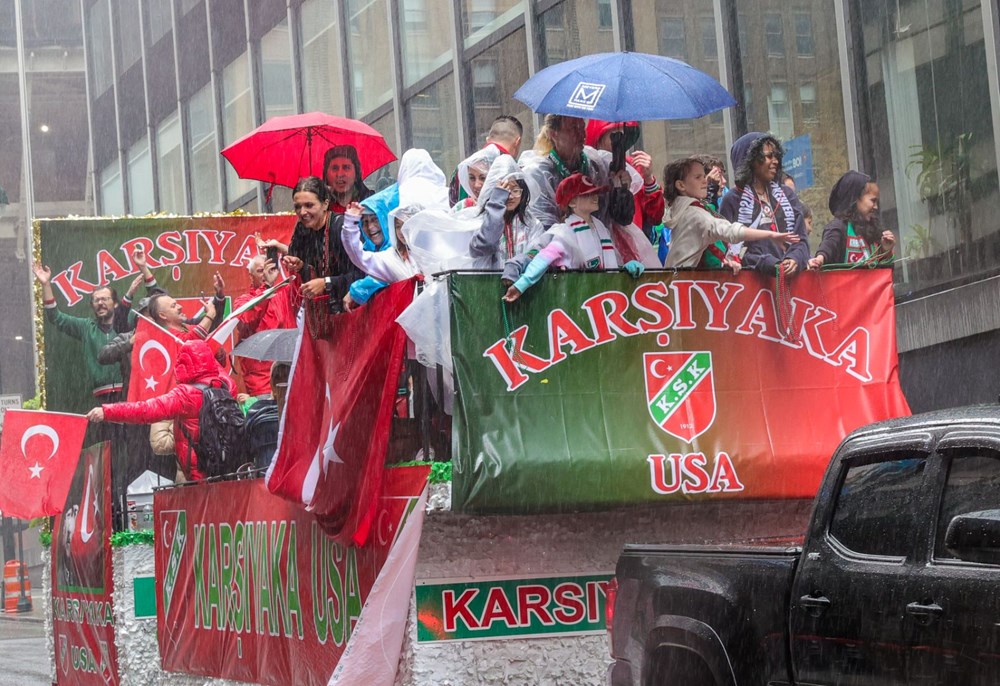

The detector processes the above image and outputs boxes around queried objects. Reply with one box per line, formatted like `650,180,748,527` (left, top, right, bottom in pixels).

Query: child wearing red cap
503,173,647,302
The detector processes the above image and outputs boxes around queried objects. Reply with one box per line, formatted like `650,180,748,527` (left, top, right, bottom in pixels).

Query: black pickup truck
608,407,1000,685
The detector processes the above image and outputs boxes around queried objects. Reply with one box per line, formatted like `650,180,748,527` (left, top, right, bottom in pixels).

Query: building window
221,53,255,204
795,13,814,57
405,76,459,179
347,0,393,117
540,1,614,68
659,17,686,61
99,161,124,216
764,13,783,58
463,0,523,41
598,0,613,30
145,0,172,45
799,83,817,123
156,114,185,213
299,0,345,117
127,137,154,215
87,0,113,96
115,0,142,73
472,58,500,106
700,17,717,61
743,83,754,131
185,83,221,212
767,84,792,140
259,19,294,119
400,0,452,86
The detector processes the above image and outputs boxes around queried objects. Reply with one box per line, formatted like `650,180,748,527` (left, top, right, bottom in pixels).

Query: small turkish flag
128,314,181,402
0,409,88,518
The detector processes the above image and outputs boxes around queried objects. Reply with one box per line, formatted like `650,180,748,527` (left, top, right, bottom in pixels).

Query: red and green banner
450,269,910,513
37,215,295,413
51,441,118,684
153,465,429,686
416,574,613,642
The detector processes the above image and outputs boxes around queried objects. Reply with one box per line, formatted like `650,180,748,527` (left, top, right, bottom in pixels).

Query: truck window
934,451,1000,562
828,455,927,558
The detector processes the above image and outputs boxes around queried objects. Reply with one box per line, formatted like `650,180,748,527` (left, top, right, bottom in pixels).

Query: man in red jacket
86,340,236,481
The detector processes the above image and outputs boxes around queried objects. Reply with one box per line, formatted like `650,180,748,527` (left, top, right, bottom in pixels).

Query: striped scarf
737,182,796,232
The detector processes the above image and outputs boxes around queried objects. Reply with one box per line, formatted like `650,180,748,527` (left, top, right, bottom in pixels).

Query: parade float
24,213,907,685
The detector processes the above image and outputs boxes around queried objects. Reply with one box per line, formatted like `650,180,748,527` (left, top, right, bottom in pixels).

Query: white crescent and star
79,464,97,543
649,359,675,379
139,339,172,391
301,383,343,507
21,424,59,478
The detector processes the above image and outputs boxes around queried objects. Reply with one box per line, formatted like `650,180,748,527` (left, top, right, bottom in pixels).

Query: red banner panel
51,442,118,685
154,466,429,686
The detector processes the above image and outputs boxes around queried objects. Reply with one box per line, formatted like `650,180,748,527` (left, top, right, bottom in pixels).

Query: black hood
828,170,871,217
730,131,783,189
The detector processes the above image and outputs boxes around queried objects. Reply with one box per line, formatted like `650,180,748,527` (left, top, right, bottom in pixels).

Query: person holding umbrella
522,114,635,232
282,176,362,319
323,145,374,214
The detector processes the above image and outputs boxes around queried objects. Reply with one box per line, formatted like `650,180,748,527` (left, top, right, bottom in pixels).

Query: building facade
1,0,1000,410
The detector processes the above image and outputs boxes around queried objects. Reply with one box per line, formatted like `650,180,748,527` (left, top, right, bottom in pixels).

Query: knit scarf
737,182,796,232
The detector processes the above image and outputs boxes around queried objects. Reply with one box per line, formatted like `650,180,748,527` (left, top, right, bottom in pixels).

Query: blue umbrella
514,51,736,121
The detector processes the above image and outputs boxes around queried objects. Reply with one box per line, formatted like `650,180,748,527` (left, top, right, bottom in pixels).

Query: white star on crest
321,422,344,474
29,462,43,479
145,375,158,391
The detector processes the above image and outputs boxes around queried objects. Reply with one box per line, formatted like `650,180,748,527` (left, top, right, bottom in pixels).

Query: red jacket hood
585,119,641,149
175,340,221,384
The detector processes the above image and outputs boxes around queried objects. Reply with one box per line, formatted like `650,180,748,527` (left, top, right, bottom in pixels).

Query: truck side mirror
945,509,1000,563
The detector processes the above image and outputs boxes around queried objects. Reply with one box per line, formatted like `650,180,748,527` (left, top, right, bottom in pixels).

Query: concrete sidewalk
0,604,43,623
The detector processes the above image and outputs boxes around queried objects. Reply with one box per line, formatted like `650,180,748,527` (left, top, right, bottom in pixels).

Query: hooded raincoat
467,155,544,269
719,132,809,273
101,340,236,480
347,183,400,305
452,144,504,212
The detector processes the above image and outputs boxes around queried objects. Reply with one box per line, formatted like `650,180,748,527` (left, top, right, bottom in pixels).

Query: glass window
735,5,847,227
700,16,717,61
795,12,814,57
346,0,393,117
597,0,612,30
29,74,90,204
116,0,142,72
366,111,398,191
768,84,793,141
127,137,154,215
463,0,523,45
260,19,294,119
100,161,124,216
299,0,346,116
186,83,221,212
156,114,185,213
400,0,452,86
221,53,255,204
88,0,114,96
765,13,784,57
934,451,1000,561
829,455,927,558
633,0,726,174
799,83,818,124
145,0,173,45
857,0,1000,297
659,17,686,60
406,76,460,180
540,1,615,67
469,27,533,150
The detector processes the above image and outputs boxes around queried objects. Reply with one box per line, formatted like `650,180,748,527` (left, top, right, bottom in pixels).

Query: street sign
783,134,814,190
0,394,22,432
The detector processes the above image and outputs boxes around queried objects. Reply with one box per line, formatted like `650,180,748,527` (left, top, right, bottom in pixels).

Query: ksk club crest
643,351,716,443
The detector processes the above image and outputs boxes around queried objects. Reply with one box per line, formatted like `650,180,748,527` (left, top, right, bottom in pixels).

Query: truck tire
644,647,717,686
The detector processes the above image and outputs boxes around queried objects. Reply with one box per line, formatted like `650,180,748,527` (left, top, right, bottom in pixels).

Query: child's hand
781,258,799,276
772,232,800,245
808,255,825,271
622,260,645,279
880,230,896,251
724,257,742,276
345,202,364,218
502,285,522,303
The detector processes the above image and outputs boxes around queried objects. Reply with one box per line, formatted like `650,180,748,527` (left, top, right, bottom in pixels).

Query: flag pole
16,521,31,612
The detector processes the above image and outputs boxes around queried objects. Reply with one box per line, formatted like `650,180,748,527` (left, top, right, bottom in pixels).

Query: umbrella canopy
221,113,397,188
232,328,299,363
514,51,736,121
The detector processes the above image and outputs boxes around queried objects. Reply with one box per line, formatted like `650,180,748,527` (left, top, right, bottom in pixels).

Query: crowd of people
35,113,896,502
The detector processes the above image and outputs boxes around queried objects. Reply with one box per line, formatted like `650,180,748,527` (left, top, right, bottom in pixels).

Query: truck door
789,449,931,685
906,441,1000,686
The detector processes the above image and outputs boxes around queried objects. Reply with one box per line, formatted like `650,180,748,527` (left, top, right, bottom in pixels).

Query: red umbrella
220,113,397,189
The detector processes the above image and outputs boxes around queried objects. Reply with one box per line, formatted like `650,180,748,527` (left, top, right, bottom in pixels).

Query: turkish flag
266,278,415,546
128,314,181,402
0,409,88,518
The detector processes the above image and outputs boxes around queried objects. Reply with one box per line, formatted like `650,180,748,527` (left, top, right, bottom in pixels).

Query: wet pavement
0,608,49,685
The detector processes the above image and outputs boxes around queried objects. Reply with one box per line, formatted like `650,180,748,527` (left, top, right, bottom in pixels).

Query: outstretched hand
630,151,654,183
132,245,147,269
345,201,364,218
86,407,105,423
502,285,522,303
807,255,825,271
32,261,51,284
213,271,225,297
282,254,303,273
772,232,801,246
127,275,144,297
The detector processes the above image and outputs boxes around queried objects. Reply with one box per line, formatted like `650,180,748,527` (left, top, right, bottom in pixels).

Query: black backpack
182,382,247,478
